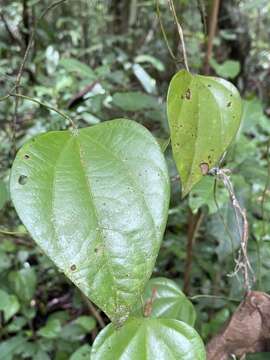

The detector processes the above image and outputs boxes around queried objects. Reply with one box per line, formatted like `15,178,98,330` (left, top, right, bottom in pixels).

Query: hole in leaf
199,162,209,175
185,88,191,100
24,154,30,159
227,101,232,107
18,175,28,185
70,264,77,271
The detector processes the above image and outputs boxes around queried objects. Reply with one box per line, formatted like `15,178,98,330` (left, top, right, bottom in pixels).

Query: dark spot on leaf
180,94,184,100
94,247,98,253
227,101,232,107
70,264,77,271
18,175,28,185
185,88,191,100
230,94,233,97
24,154,30,159
207,84,211,88
200,162,209,175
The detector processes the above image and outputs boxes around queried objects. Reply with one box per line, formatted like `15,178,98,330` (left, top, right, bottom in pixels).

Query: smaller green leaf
35,350,51,360
70,344,92,360
167,70,242,196
133,277,196,326
134,55,165,72
74,316,96,332
210,59,240,79
189,176,227,214
60,323,87,341
7,316,27,333
8,267,37,303
91,318,206,360
0,251,12,271
0,289,20,322
60,58,95,79
201,308,230,339
0,335,27,360
112,92,159,112
37,319,62,339
132,64,156,93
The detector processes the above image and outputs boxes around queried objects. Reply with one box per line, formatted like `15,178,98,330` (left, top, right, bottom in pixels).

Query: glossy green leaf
8,267,37,303
70,344,92,360
59,58,95,79
74,316,96,332
10,119,170,324
133,277,196,326
189,176,227,214
134,55,165,72
132,64,156,94
210,59,241,79
91,317,206,360
37,318,62,339
167,70,242,196
0,335,27,360
0,289,20,322
112,92,159,112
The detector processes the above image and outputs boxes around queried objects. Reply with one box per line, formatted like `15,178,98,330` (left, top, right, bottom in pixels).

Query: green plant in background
9,62,242,357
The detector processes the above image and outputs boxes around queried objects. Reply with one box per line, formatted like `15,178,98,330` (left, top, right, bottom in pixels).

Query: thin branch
183,210,204,294
203,0,220,74
167,0,189,71
190,294,240,303
10,93,76,129
13,0,69,155
82,295,105,328
209,167,255,293
156,0,178,62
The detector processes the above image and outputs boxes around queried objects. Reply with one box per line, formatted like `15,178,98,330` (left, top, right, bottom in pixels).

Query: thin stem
189,294,240,303
183,210,204,295
82,295,105,328
167,0,189,71
156,0,178,61
203,0,220,74
0,228,27,236
13,0,69,154
10,93,76,129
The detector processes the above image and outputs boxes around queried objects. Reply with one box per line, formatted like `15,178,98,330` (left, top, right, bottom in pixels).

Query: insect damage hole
199,162,209,175
24,154,30,159
70,264,77,271
18,175,28,185
185,88,191,100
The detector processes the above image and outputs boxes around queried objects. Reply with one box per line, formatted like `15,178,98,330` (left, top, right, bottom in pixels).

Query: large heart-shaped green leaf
167,70,242,196
91,317,206,359
10,119,170,324
132,277,196,326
